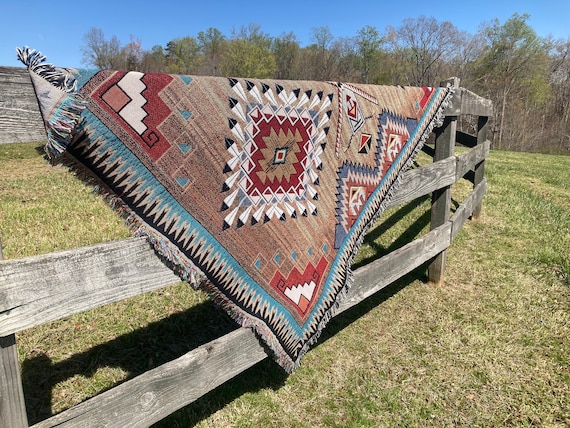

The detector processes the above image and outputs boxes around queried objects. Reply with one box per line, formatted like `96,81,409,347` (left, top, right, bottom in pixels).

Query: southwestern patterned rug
18,47,452,372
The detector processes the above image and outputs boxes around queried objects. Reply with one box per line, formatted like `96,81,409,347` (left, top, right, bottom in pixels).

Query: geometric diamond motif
334,109,417,248
222,79,333,229
273,146,289,164
378,110,415,176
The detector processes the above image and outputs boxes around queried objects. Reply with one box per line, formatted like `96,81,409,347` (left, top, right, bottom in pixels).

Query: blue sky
2,0,569,68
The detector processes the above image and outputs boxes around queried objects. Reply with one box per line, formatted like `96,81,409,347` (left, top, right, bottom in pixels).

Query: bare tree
122,35,145,71
81,28,122,70
386,16,461,86
302,26,338,81
332,37,359,82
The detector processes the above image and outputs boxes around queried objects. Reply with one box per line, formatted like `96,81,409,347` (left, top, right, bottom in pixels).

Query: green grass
1,143,569,427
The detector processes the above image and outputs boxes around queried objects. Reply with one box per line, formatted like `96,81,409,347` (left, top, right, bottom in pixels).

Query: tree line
81,14,570,155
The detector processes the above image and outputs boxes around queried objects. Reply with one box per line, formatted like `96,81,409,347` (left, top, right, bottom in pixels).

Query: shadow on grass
22,273,429,426
353,196,431,270
21,197,433,426
153,266,428,427
20,299,255,424
22,269,428,427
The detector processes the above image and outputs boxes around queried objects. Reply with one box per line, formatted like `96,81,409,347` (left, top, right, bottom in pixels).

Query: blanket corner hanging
18,46,452,372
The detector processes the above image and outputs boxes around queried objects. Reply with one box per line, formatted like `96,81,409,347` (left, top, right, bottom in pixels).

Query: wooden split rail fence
0,68,492,427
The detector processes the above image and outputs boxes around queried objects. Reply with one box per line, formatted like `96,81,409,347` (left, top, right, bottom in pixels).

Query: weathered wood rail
0,68,492,427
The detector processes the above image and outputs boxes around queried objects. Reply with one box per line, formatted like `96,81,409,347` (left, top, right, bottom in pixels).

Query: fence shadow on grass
20,298,262,425
19,195,435,426
21,243,428,427
353,196,431,270
151,201,433,426
151,266,427,427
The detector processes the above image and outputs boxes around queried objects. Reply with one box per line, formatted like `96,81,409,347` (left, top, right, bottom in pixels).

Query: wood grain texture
339,222,452,312
0,157,460,337
31,328,268,428
450,179,487,240
0,335,29,428
0,67,45,144
428,115,456,285
473,116,489,219
0,238,179,336
386,157,456,209
455,140,491,181
0,231,28,428
459,88,493,117
444,87,493,117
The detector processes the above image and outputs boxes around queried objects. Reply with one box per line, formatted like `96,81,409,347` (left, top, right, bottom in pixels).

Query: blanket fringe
16,47,88,161
16,46,78,92
44,96,88,160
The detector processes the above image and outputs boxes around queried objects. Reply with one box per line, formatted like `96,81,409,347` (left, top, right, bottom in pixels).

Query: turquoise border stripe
324,87,444,301
80,109,308,332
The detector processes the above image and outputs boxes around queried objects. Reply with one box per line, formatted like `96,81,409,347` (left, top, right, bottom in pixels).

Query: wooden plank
0,67,494,145
386,157,456,209
455,130,477,148
0,240,29,428
31,222,453,428
0,335,29,428
0,237,179,336
31,328,268,428
442,87,493,118
428,113,456,285
0,154,460,337
338,222,452,312
443,86,462,116
0,67,45,144
450,179,488,241
472,116,489,219
455,140,491,181
459,88,493,117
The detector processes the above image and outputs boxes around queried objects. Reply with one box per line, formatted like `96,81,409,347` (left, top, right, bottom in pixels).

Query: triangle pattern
180,75,193,85
179,110,192,120
176,177,190,187
179,144,192,154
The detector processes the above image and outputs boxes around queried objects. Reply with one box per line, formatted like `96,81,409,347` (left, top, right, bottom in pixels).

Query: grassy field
0,142,569,427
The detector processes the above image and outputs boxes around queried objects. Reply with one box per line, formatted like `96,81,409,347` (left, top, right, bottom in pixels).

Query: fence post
472,115,488,219
427,78,459,285
0,237,29,428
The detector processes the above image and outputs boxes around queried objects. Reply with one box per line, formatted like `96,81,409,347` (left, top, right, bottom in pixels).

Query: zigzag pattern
378,110,416,168
70,121,345,359
333,109,419,249
222,79,333,229
23,55,453,371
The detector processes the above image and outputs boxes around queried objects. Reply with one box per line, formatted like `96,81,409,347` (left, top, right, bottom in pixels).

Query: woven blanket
18,47,452,372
